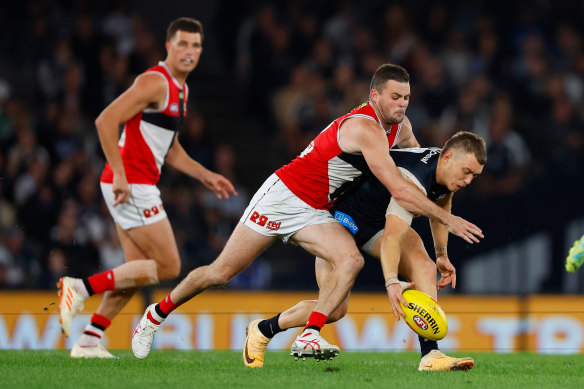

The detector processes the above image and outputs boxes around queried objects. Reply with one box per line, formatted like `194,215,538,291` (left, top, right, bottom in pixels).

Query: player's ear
370,88,377,102
165,40,171,53
442,150,453,163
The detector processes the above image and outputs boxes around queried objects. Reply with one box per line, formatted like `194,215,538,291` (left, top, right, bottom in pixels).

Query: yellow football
400,289,448,341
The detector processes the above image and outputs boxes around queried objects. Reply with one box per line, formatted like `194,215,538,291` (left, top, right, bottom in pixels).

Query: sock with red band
84,270,115,295
305,311,328,331
79,313,112,346
156,294,177,318
146,294,177,325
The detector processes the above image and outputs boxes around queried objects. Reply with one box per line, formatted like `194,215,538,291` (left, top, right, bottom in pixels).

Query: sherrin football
400,289,448,341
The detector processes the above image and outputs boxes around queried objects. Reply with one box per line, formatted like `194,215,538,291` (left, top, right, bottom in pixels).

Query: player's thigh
209,222,276,278
292,222,362,265
397,228,435,281
122,218,180,270
116,224,148,261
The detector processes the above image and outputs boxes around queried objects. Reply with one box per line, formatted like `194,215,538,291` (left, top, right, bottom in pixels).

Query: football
400,289,448,341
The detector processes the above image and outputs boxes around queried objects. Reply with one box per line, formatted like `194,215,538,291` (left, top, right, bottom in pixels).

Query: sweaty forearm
380,235,402,283
430,220,449,257
96,120,125,175
166,146,209,181
393,183,450,224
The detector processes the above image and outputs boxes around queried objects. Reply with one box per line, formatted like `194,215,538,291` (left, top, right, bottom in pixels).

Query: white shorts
240,174,336,242
100,182,167,230
361,230,384,257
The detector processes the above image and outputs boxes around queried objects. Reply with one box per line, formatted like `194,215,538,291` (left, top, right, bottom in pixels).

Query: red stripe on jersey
100,62,187,185
100,114,160,184
276,102,401,210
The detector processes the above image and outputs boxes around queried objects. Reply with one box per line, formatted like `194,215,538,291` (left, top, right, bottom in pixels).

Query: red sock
158,293,177,316
82,314,111,343
87,270,115,294
91,313,111,329
306,311,328,330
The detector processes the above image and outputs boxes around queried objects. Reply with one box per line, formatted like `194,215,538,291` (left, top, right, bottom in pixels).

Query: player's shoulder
390,147,441,176
130,72,167,97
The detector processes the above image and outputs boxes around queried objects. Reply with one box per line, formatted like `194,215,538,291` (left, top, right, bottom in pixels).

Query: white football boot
57,277,87,337
290,328,340,361
131,304,160,359
70,341,118,359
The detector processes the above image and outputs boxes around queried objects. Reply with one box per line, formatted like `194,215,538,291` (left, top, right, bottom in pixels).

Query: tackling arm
346,118,482,243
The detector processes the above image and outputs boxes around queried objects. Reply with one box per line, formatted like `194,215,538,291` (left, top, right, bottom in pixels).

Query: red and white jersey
100,61,188,185
275,102,402,210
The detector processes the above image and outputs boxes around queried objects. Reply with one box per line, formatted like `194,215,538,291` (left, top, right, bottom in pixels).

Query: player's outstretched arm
96,73,166,206
380,214,412,321
165,138,238,199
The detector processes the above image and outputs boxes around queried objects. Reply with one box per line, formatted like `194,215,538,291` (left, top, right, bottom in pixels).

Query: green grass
1,350,583,389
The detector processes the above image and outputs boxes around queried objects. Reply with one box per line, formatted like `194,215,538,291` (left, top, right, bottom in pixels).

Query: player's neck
369,100,391,131
435,158,445,185
164,61,189,85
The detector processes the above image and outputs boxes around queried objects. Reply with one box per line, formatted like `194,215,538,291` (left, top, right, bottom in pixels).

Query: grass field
1,350,583,389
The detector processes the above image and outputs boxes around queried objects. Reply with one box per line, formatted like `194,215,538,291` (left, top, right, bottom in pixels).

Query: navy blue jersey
331,147,451,247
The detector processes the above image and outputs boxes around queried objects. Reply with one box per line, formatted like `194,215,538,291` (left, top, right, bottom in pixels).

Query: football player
244,131,485,371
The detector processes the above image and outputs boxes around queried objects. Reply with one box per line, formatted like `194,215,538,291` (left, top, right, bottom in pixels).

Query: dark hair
166,17,204,42
442,131,487,165
370,64,410,92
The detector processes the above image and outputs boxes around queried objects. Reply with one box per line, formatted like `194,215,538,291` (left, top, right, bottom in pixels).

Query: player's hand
386,281,414,321
112,173,130,206
202,171,238,199
436,256,456,290
446,214,483,244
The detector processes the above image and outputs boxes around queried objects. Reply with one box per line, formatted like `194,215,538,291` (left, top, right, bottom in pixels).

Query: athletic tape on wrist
385,278,400,288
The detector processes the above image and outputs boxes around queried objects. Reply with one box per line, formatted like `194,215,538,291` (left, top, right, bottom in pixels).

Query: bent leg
370,227,437,299
279,257,350,330
292,222,362,317
170,222,275,305
397,228,438,300
94,219,181,320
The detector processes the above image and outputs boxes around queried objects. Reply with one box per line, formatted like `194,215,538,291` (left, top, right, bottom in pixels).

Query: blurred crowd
0,0,583,291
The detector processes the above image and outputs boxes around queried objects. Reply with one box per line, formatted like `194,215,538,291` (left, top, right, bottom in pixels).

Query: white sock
73,279,89,299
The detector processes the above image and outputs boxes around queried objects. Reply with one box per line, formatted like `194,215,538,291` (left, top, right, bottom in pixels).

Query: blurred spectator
48,199,100,278
476,94,532,196
0,0,584,293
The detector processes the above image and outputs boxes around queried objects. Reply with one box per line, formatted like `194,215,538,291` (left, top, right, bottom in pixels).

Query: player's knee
140,260,160,284
420,259,437,283
203,264,232,287
339,251,364,275
157,258,181,281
